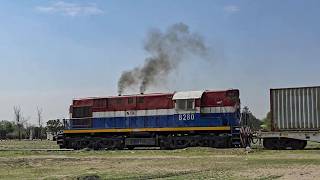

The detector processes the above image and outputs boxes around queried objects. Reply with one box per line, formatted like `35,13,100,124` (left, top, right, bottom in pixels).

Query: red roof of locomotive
72,89,237,101
73,92,173,101
71,89,240,111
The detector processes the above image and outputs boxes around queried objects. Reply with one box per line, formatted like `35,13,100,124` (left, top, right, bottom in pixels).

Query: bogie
60,133,236,150
263,138,307,150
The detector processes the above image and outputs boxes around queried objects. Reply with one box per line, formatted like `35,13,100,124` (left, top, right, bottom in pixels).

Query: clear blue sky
0,0,319,124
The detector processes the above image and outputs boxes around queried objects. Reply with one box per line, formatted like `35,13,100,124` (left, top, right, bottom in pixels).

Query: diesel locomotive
57,89,248,150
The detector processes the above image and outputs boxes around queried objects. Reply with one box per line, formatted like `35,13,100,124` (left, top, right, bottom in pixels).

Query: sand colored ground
0,140,319,179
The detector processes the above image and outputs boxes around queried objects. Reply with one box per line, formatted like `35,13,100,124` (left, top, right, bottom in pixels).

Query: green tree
261,112,272,130
241,106,262,130
0,120,15,139
46,119,64,136
34,126,47,139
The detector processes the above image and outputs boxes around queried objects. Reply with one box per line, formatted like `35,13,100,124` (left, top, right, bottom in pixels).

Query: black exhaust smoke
117,23,208,94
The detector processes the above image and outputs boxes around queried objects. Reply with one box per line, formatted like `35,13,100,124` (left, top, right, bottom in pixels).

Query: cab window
175,99,195,111
72,106,92,118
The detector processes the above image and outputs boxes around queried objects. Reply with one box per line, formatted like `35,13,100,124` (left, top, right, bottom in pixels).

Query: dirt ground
0,140,319,180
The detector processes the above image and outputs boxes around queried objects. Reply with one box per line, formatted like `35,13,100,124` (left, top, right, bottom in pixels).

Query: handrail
65,117,93,120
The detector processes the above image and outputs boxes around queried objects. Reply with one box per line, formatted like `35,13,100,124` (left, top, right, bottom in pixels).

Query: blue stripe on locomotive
80,112,240,130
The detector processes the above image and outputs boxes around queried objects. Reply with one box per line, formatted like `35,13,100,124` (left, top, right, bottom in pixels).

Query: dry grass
0,141,319,179
0,140,58,150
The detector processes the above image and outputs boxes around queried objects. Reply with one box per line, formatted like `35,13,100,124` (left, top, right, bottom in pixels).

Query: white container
270,86,320,131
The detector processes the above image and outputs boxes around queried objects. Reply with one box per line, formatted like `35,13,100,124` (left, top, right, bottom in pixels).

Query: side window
175,99,195,111
128,97,134,104
72,106,92,118
176,99,187,110
93,99,107,107
187,99,194,109
116,98,123,104
138,97,144,104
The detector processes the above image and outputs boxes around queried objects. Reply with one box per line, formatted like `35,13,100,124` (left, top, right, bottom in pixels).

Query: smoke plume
118,22,208,94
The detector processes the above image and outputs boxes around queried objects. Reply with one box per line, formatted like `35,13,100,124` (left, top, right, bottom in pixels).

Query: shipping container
270,86,320,131
259,86,320,150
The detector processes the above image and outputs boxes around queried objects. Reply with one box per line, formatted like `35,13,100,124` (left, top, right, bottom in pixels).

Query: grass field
0,140,320,180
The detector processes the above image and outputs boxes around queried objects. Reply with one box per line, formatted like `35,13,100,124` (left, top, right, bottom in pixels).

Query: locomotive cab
173,91,203,121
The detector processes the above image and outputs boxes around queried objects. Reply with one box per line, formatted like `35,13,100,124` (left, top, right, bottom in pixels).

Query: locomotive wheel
263,138,278,150
296,140,307,150
215,136,229,148
198,139,209,147
116,144,125,150
160,144,171,150
92,141,105,150
114,139,125,150
105,140,116,150
208,140,217,148
288,139,307,150
71,141,81,150
127,146,135,150
159,137,174,150
263,138,307,150
171,138,188,149
83,140,90,149
87,140,96,150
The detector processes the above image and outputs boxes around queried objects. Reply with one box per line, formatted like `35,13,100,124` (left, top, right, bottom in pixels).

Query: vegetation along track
0,140,320,179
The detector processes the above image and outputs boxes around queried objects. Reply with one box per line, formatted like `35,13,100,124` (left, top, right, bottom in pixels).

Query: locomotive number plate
178,114,195,121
